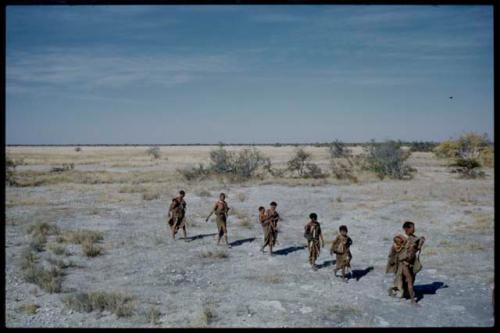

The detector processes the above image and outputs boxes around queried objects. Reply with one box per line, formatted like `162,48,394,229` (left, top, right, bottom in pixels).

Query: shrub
328,140,350,158
50,163,74,173
23,265,63,293
304,162,327,179
75,146,82,152
435,133,493,176
179,146,270,181
18,303,39,315
81,239,103,257
147,146,161,159
27,222,60,238
365,140,414,179
61,230,104,244
287,148,311,177
63,292,136,317
146,306,161,325
177,164,211,181
209,144,234,174
231,148,270,180
30,234,47,252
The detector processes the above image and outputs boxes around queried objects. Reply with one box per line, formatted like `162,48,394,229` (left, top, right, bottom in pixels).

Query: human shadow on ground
317,260,336,269
229,237,256,247
348,266,374,281
182,233,217,242
273,245,307,256
414,281,448,302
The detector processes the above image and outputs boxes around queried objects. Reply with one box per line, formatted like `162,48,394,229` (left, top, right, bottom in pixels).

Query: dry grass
453,213,493,235
30,234,47,252
22,262,64,294
199,250,228,259
27,222,60,238
47,243,69,256
190,301,217,327
145,306,161,325
60,229,104,244
63,291,136,317
142,191,161,201
18,303,39,315
58,229,104,257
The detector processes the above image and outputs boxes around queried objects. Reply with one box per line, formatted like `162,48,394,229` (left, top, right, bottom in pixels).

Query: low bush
365,140,414,179
147,146,161,159
63,292,136,317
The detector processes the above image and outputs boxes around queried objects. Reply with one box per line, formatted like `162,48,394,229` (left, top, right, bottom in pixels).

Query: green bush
365,140,414,179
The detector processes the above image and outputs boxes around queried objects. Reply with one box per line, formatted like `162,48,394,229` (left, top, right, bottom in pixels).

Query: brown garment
266,208,280,241
260,211,276,247
386,233,424,298
168,196,186,235
305,221,322,264
331,234,352,269
214,200,229,237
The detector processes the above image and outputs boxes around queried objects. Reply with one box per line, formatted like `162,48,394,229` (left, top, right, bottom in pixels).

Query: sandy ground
4,146,494,327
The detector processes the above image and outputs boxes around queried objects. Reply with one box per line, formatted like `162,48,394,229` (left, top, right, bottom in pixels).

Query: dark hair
402,221,415,229
179,190,185,196
309,213,317,220
270,201,277,207
220,192,226,197
339,225,348,232
258,206,265,211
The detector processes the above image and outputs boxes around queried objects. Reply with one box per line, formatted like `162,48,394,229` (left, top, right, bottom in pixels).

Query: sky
5,5,494,144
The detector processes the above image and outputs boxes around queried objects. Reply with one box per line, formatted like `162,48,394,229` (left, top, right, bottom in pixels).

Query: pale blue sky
6,5,493,144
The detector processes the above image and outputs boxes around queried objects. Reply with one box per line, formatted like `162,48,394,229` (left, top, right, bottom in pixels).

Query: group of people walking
166,190,426,305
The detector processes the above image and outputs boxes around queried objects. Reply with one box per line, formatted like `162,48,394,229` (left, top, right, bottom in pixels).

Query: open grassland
5,145,494,327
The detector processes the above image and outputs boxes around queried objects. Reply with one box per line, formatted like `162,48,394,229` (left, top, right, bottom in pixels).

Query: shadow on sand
348,266,374,281
273,245,307,256
229,237,256,247
414,281,448,302
182,233,217,242
317,260,336,269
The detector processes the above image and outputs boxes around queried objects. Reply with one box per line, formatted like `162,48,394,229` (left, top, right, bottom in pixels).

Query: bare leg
402,265,418,305
182,226,187,239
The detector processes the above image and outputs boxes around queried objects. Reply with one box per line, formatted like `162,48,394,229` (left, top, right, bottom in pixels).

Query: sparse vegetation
18,303,39,315
63,292,136,317
81,238,103,257
145,306,161,325
179,145,270,181
57,229,104,257
51,163,75,173
287,148,310,177
365,140,414,179
329,139,350,158
146,146,161,159
30,234,47,252
434,133,493,177
287,148,326,178
23,263,63,293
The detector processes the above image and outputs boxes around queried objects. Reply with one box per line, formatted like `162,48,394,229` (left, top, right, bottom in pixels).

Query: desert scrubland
4,144,494,327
